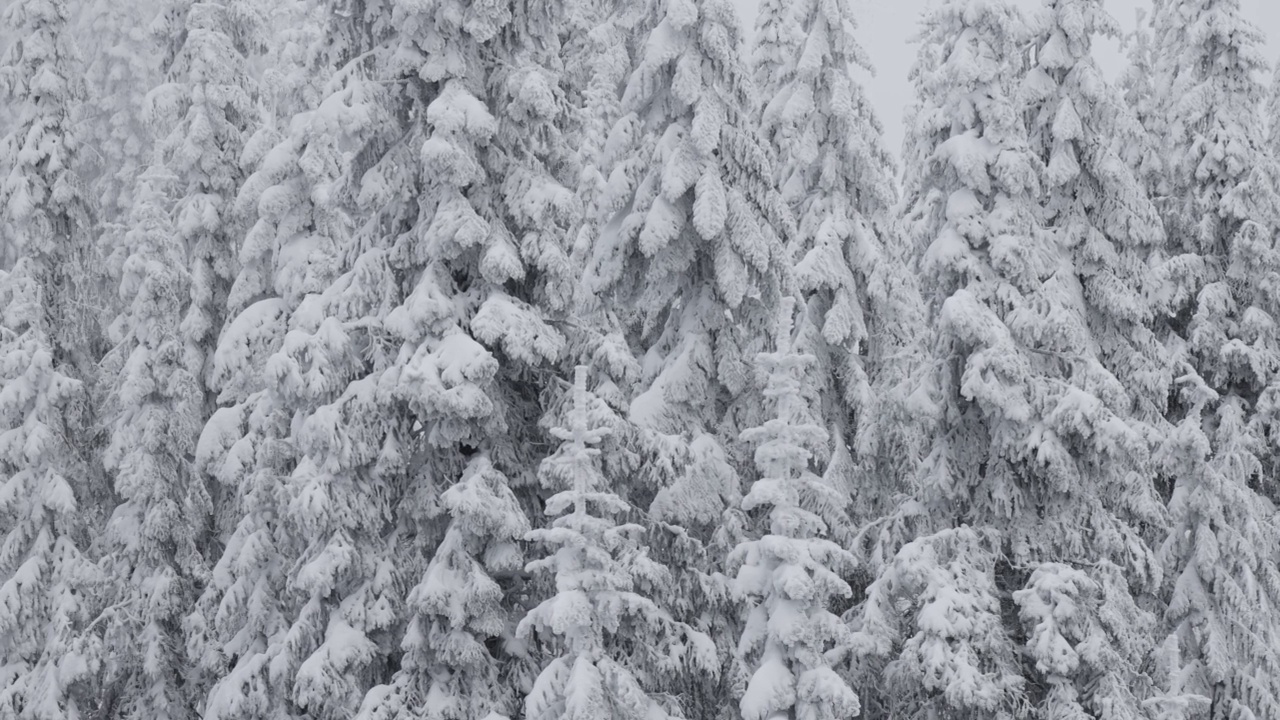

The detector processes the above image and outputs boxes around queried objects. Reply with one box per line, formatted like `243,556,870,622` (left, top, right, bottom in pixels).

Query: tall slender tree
750,0,928,527
576,0,799,714
1269,61,1280,154
0,0,107,716
1015,1,1174,715
147,0,264,410
330,0,589,717
520,366,716,720
586,0,793,438
76,0,166,227
187,3,401,718
731,300,859,720
854,1,1168,716
1141,1,1280,716
97,167,209,720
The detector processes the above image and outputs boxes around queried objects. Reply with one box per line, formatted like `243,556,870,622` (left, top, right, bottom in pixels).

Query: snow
5,0,1280,718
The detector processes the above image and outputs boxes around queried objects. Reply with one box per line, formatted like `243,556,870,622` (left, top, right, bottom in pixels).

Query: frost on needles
0,0,1279,719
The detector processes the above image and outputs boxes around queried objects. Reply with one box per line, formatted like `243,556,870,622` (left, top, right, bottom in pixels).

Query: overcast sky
733,0,1280,158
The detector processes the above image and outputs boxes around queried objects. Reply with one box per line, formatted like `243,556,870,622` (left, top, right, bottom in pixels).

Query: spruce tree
275,0,586,717
187,3,401,718
147,0,264,409
0,0,107,716
583,0,792,445
97,167,209,720
731,300,859,720
367,456,528,720
1022,0,1170,534
520,366,717,720
750,0,927,527
853,1,1168,716
1019,6,1173,715
576,0,798,714
76,0,165,227
1143,1,1280,716
1270,62,1280,154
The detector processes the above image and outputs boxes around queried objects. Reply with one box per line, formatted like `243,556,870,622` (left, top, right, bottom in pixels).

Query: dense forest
2,0,1280,718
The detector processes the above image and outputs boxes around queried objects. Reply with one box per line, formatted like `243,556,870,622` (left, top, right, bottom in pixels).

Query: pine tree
1142,1,1280,715
576,1,799,715
219,0,591,718
853,526,1022,718
364,455,528,720
854,1,1168,715
152,10,270,701
0,0,107,716
187,3,400,718
1269,61,1280,154
583,0,791,444
97,167,209,720
518,366,717,720
1012,2,1173,712
750,0,928,527
1023,0,1171,535
1120,5,1164,196
730,300,859,720
147,0,264,410
76,0,165,226
355,0,587,715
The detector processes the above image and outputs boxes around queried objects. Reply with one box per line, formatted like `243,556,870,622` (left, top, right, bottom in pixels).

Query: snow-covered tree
1151,400,1280,720
855,1,1168,715
283,0,589,717
852,527,1022,719
1012,3,1175,710
362,455,528,720
96,166,209,720
147,0,265,409
1141,1,1280,714
730,301,859,720
518,366,717,720
186,4,400,718
1023,0,1171,519
575,1,800,714
1269,61,1280,154
76,0,165,226
750,0,928,525
584,0,792,444
1145,0,1280,401
0,0,107,716
1120,5,1164,194
1015,561,1161,720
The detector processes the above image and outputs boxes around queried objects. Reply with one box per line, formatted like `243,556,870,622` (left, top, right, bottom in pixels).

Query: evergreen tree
1014,3,1173,713
854,1,1168,716
1022,0,1170,524
1270,61,1280,154
0,0,107,716
357,0,585,714
76,0,165,227
150,5,270,694
730,300,859,720
147,0,264,410
234,0,589,718
365,455,528,720
576,0,799,714
97,167,209,720
750,0,927,527
853,526,1021,718
583,0,791,444
187,3,399,718
519,366,717,720
1142,1,1280,715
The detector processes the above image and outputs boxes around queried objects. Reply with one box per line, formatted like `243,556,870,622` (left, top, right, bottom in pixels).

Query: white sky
733,0,1280,158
